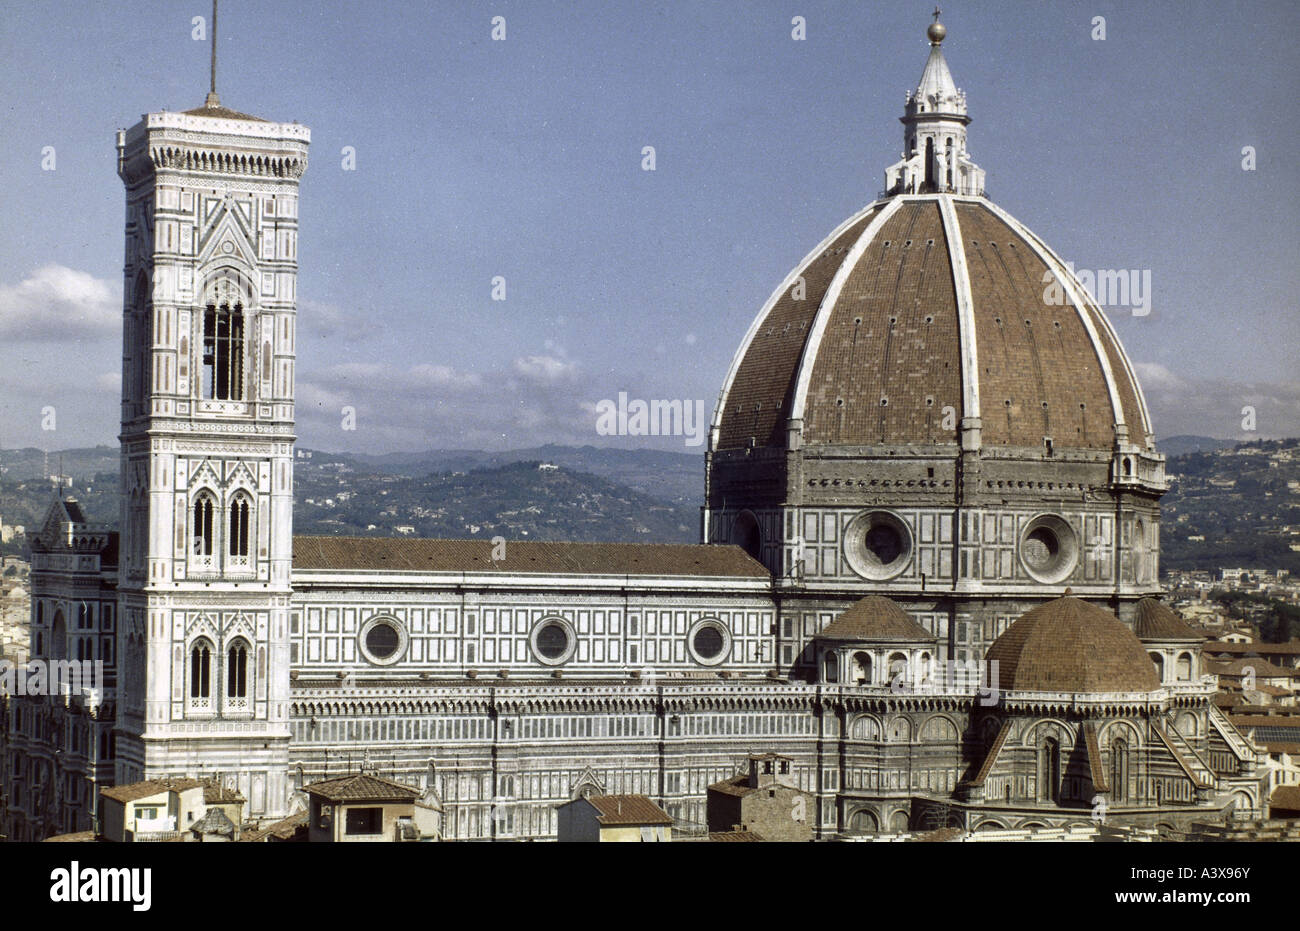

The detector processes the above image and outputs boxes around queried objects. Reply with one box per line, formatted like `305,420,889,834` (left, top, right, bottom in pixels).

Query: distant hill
1157,435,1234,457
0,446,118,482
294,459,696,542
1161,438,1300,574
336,444,703,506
1,460,698,546
6,440,1298,570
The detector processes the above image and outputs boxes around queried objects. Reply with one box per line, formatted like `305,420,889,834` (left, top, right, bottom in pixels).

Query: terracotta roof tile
718,207,880,449
241,811,308,843
708,774,754,797
292,536,767,578
203,784,245,804
717,197,1152,453
101,778,206,803
1208,658,1296,678
818,595,936,642
585,794,672,826
303,773,421,802
43,831,98,843
985,596,1160,693
1133,598,1206,641
709,830,764,842
803,201,963,446
181,103,268,122
190,808,237,836
1204,640,1300,656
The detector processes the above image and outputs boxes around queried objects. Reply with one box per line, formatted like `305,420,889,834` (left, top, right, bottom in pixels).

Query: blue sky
0,0,1297,452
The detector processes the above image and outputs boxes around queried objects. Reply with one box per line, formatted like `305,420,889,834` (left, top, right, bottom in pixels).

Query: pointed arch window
50,610,67,662
202,301,245,400
192,492,216,558
225,640,250,713
1110,738,1129,803
189,639,214,711
227,642,248,697
228,493,252,568
1039,737,1061,803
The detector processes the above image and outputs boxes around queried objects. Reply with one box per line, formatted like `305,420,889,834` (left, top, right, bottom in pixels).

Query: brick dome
712,195,1154,454
985,595,1161,693
1133,597,1205,642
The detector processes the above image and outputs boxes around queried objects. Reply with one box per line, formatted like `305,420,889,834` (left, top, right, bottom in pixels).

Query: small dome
985,596,1161,693
1133,597,1206,642
817,595,936,641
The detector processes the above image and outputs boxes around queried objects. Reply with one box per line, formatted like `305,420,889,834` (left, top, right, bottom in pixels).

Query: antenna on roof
205,0,220,108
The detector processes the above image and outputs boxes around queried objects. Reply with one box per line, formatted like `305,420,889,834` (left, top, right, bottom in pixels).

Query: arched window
887,651,909,687
227,642,248,698
202,300,245,400
192,493,216,557
50,610,67,662
1175,652,1193,681
823,652,839,683
228,493,251,559
1039,737,1061,803
1110,738,1129,802
189,640,213,704
852,651,872,685
729,511,761,562
849,809,878,834
1149,652,1164,682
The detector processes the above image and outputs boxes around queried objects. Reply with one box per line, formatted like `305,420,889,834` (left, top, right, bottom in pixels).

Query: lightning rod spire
205,0,220,108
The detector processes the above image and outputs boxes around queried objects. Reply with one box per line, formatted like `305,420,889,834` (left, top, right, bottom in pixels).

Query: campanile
114,44,308,815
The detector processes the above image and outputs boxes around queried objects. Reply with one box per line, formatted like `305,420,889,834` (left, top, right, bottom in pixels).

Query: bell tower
114,6,309,817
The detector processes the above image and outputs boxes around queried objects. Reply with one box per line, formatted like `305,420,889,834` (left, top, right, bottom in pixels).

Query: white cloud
0,265,119,341
1133,360,1300,440
512,354,577,384
293,347,613,450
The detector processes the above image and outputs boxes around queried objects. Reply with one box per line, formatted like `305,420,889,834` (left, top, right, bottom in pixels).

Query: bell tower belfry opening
113,3,309,817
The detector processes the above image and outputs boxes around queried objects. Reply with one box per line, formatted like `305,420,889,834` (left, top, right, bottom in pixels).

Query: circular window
843,510,913,580
366,624,399,659
530,617,576,666
694,626,724,659
358,616,408,666
688,618,731,666
1018,514,1079,584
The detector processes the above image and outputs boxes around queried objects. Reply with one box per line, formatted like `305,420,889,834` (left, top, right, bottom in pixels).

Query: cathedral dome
985,595,1161,694
713,196,1153,454
711,24,1153,458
